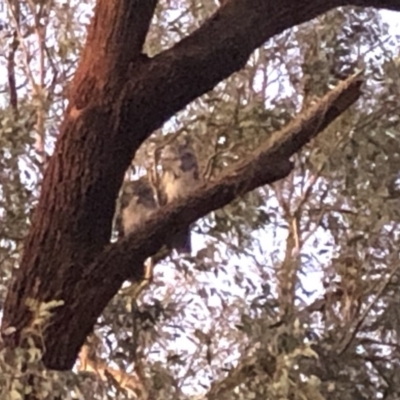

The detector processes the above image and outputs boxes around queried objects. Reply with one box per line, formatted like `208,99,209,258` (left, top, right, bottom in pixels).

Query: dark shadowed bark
1,0,399,370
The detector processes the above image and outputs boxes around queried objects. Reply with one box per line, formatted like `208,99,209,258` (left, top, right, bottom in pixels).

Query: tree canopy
1,0,400,399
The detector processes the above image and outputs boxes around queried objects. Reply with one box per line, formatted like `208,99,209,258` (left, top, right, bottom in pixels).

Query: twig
338,263,400,355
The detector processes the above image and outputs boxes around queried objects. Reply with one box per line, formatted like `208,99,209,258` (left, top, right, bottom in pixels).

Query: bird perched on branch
116,176,157,237
160,140,200,254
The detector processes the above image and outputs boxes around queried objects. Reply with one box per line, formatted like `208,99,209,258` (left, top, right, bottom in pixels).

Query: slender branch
7,32,19,114
337,263,400,355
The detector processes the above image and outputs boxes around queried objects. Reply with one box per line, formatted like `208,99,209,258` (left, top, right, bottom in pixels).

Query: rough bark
1,0,398,370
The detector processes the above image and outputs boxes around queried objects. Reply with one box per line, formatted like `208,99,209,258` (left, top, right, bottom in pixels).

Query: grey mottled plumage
117,177,157,237
160,142,199,253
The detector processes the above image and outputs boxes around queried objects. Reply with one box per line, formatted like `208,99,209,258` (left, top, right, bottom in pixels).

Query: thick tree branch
38,73,362,370
117,0,348,145
352,0,400,10
72,0,158,105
